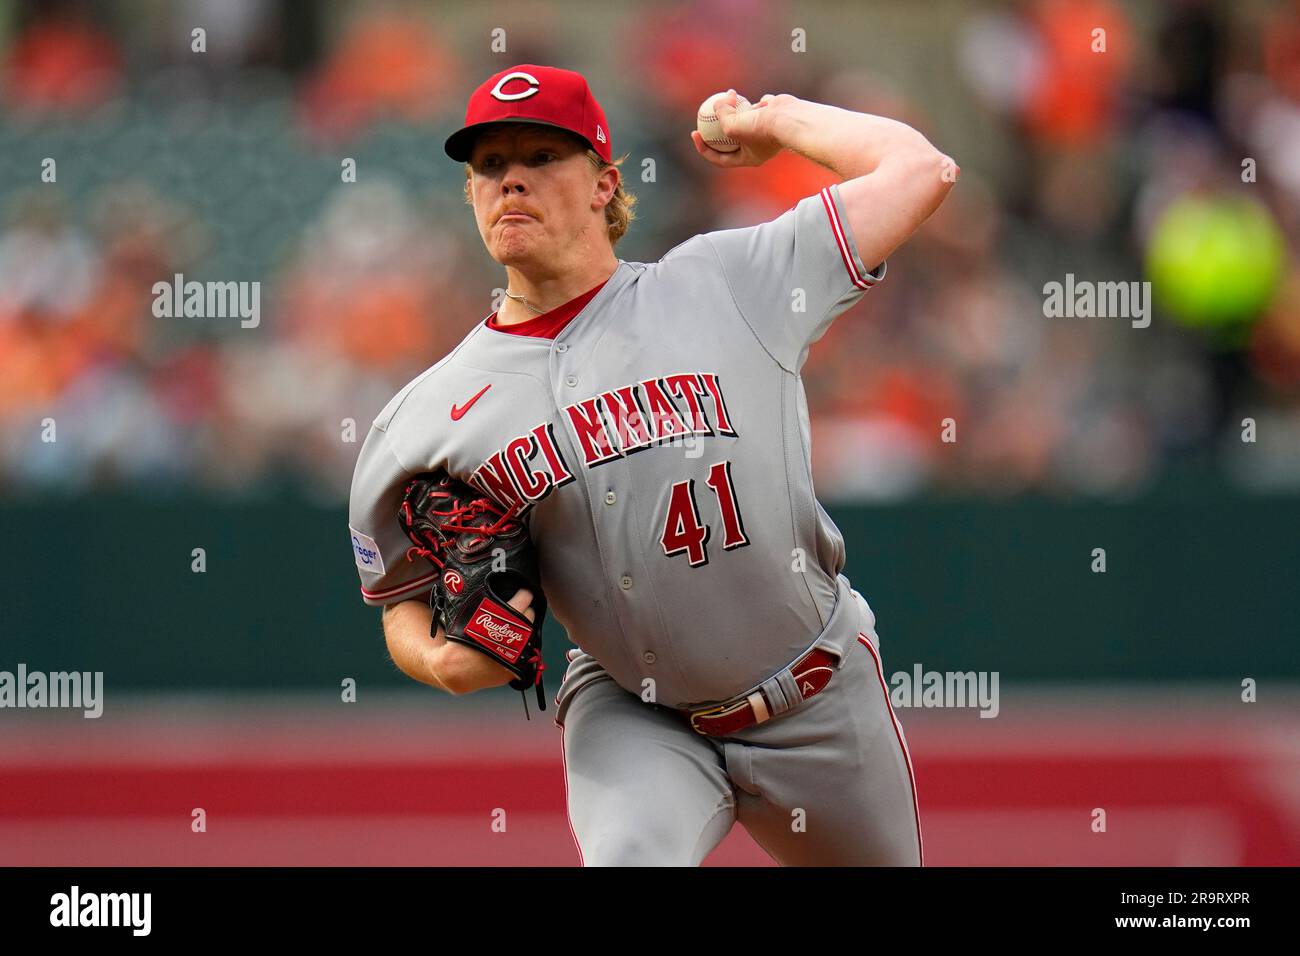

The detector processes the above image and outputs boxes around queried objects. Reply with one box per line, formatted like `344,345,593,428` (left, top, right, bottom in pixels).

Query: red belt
679,647,838,736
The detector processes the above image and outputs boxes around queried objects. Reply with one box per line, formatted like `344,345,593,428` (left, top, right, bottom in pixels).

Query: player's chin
490,239,541,268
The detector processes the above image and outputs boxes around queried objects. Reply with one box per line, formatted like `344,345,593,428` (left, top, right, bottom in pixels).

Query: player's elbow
888,146,960,233
934,150,959,196
905,146,958,203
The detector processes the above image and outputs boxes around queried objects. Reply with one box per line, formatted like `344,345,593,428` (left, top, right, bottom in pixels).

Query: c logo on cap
491,71,541,102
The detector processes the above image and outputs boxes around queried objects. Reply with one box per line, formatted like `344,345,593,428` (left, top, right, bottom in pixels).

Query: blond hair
464,148,637,247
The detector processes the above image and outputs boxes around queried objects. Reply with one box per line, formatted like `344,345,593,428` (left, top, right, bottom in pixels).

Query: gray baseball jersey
349,182,921,864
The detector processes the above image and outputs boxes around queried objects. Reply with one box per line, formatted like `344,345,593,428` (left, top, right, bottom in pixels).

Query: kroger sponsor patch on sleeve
349,527,385,575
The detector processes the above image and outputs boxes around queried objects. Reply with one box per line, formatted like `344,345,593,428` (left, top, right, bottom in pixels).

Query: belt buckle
688,701,728,735
688,649,831,736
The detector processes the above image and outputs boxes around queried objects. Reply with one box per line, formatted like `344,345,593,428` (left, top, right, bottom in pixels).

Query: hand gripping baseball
691,89,785,168
398,471,548,714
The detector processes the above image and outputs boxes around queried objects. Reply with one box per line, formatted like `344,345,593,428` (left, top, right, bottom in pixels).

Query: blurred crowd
0,0,1297,502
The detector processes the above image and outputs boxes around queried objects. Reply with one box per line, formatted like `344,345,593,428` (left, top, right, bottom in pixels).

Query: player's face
468,126,601,268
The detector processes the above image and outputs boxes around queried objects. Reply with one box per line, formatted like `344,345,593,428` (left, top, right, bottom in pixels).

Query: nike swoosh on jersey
451,384,492,420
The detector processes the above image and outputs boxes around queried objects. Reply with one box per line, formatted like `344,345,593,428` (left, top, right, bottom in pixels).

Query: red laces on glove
523,647,545,686
431,496,522,540
405,543,444,566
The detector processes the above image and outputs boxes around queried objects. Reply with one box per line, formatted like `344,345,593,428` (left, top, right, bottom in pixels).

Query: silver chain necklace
502,290,547,314
502,264,619,316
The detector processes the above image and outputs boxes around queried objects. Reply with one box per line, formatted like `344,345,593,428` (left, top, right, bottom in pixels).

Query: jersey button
556,342,569,353
643,651,657,665
605,491,617,505
620,575,633,590
565,375,577,387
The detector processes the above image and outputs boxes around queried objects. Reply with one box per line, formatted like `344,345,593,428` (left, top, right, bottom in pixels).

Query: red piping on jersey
558,725,586,866
857,632,924,866
360,570,439,601
820,187,875,291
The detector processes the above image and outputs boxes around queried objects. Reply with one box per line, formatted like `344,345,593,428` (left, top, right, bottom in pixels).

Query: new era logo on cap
444,64,613,164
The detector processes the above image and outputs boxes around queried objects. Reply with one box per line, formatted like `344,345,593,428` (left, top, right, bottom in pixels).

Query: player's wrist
762,94,810,149
425,638,460,693
429,641,473,695
434,638,515,695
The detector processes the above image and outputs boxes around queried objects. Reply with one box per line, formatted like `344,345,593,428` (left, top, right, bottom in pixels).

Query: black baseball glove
397,470,548,713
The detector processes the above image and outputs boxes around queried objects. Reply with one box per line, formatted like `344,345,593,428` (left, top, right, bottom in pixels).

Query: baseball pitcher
349,64,957,866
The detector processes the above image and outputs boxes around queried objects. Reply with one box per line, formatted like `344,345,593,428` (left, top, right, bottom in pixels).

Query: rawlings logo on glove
397,469,548,713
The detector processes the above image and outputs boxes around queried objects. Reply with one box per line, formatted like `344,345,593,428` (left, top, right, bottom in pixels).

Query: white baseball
696,91,752,153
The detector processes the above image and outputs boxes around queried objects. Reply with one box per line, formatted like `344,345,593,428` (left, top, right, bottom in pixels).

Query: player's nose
498,156,534,190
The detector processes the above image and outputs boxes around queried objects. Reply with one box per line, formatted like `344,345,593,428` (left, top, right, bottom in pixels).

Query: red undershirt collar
485,278,610,339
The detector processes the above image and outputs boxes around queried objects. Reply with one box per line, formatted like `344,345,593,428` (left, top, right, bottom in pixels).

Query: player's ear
591,159,619,211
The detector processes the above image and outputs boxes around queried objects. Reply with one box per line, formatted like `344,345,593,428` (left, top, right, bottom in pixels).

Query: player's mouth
496,210,539,224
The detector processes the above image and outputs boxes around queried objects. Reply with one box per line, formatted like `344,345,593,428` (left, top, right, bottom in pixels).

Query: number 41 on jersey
660,460,750,567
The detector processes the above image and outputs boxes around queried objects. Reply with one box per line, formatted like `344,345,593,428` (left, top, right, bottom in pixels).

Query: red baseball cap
444,64,613,164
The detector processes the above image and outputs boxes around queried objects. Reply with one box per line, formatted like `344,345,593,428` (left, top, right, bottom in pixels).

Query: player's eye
475,150,553,171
